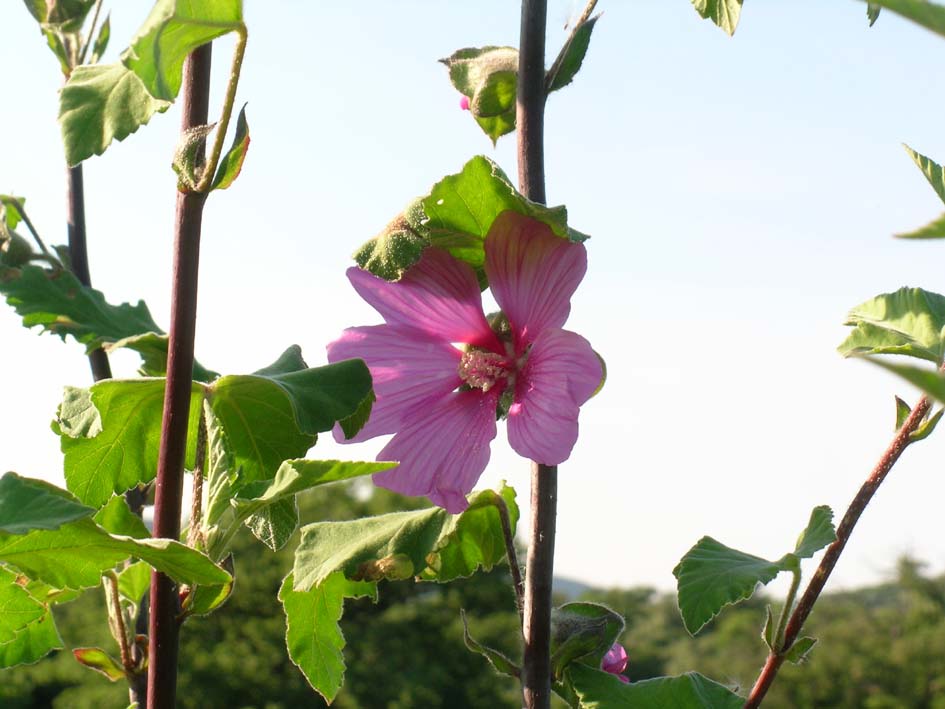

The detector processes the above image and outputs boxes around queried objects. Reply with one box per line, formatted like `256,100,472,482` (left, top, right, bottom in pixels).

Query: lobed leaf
0,472,95,535
0,517,230,590
279,571,377,704
793,506,836,559
57,379,203,507
0,610,62,668
838,287,945,365
567,665,744,708
355,156,587,284
690,0,743,36
293,484,519,591
673,537,782,635
59,62,171,166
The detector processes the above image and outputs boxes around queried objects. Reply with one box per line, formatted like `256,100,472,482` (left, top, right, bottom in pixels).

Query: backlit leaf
547,15,599,92
567,665,744,708
793,506,836,559
0,567,45,645
691,0,743,36
211,104,250,190
0,472,94,535
859,0,945,38
0,610,62,668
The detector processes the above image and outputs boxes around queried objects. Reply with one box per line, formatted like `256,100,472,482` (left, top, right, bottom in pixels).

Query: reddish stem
146,43,212,709
744,394,932,707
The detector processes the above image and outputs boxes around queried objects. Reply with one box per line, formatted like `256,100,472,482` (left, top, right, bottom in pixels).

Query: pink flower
602,642,629,682
327,211,601,513
459,95,471,111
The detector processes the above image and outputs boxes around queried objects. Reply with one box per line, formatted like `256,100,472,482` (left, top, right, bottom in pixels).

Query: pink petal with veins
374,389,500,513
507,328,601,465
327,324,462,443
347,248,499,350
485,211,587,349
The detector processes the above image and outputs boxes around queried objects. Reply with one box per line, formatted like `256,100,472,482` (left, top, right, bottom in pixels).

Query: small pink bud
459,95,470,111
602,642,629,680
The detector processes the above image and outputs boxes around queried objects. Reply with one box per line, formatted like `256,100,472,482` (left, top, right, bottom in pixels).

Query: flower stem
743,392,933,708
518,2,555,707
147,43,212,709
495,493,524,620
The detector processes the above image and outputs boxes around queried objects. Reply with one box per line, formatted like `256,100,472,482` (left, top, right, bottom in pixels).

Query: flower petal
347,247,500,349
327,325,462,443
373,390,499,513
484,211,587,348
507,328,601,465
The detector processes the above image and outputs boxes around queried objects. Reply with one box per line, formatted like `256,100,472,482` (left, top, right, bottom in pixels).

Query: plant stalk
495,494,525,620
517,3,554,706
743,393,932,708
147,43,213,709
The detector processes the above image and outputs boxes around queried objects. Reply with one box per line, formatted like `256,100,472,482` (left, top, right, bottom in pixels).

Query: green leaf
232,459,395,552
0,567,45,644
673,537,782,635
568,665,744,708
896,211,945,239
122,0,243,101
0,610,62,668
868,3,882,24
0,472,95,535
104,332,217,381
0,517,230,590
860,0,945,38
547,15,599,92
338,389,376,441
905,145,945,205
860,356,945,403
911,407,943,441
293,484,519,591
73,646,125,681
838,287,945,365
0,195,25,230
441,47,518,143
182,555,233,617
117,561,151,606
93,496,150,539
762,604,775,650
24,0,95,30
207,354,373,486
462,610,520,678
550,602,624,679
355,157,587,283
793,506,836,559
211,104,250,190
57,379,204,507
90,12,110,63
279,571,377,704
691,0,743,36
59,62,171,166
784,636,818,665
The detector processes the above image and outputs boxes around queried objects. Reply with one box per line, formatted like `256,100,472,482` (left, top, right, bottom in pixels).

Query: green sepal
280,571,377,705
293,483,519,591
567,665,744,708
690,0,742,36
674,536,782,635
72,646,125,681
911,407,943,441
547,14,599,92
462,610,520,678
59,62,171,166
784,636,818,664
895,396,912,429
90,12,110,63
838,287,945,365
550,602,624,680
211,104,250,190
0,472,95,535
793,505,836,559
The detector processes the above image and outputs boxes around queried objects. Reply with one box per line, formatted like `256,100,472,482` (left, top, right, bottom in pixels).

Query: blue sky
4,1,945,594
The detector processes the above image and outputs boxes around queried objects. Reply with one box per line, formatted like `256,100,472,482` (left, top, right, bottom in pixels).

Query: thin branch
147,43,213,709
545,0,598,92
743,393,933,708
105,572,133,672
495,494,525,620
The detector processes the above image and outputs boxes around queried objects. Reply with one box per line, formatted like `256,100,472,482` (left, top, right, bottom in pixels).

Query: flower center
458,349,512,392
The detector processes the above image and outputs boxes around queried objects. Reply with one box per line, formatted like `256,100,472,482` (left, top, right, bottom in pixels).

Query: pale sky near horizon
4,1,945,597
